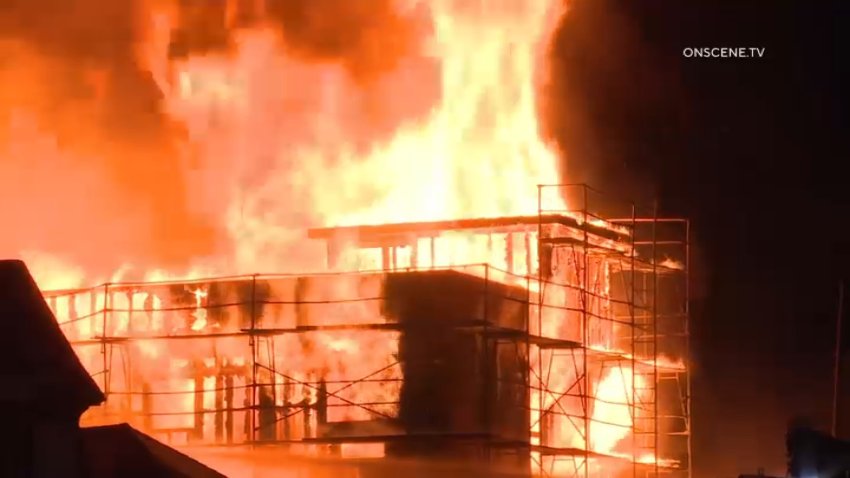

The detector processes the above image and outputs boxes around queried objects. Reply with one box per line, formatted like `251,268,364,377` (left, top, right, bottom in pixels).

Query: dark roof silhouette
80,423,227,478
0,259,104,416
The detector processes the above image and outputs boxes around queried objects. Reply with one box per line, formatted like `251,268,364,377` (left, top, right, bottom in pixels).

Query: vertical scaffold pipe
249,274,258,445
685,219,693,478
652,201,659,478
631,202,638,478
580,184,590,478
101,283,110,396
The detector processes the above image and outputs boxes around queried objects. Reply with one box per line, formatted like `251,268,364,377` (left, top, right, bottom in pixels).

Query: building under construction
44,184,691,478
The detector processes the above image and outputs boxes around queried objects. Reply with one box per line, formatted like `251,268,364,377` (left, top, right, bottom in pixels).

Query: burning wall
47,266,528,447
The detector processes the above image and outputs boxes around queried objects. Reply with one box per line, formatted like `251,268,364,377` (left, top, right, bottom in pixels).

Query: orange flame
4,0,684,475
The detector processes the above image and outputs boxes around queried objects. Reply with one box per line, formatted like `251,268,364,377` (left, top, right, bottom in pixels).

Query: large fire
1,1,686,477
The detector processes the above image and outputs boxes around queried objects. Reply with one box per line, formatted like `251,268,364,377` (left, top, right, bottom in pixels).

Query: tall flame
2,0,678,475
3,0,566,281
134,0,567,276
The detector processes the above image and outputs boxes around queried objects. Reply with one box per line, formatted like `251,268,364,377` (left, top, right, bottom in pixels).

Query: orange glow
3,0,686,476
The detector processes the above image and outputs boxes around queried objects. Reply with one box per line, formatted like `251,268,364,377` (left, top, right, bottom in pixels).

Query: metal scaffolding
43,183,690,478
531,184,690,478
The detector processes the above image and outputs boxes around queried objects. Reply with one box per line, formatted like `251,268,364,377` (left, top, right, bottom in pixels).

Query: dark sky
549,1,850,476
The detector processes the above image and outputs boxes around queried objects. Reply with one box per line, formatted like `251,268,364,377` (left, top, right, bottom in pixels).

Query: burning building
42,185,691,478
4,1,691,477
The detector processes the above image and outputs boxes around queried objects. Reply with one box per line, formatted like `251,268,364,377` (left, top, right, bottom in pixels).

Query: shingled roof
0,259,104,417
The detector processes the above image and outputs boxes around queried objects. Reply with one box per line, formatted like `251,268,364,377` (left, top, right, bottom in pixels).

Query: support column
193,361,204,442
225,375,234,444
142,382,153,432
215,373,224,443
